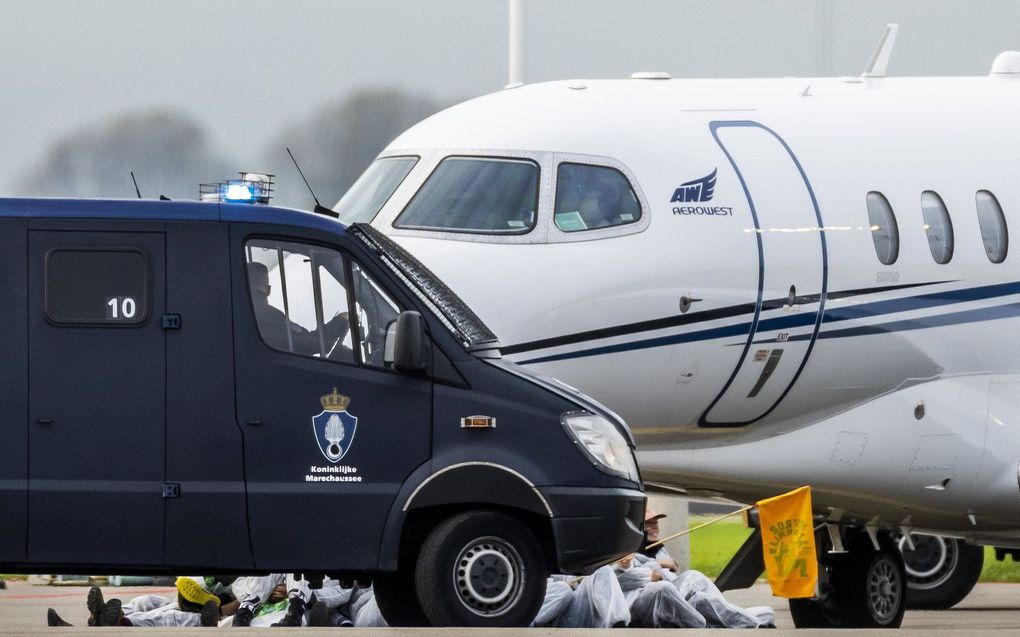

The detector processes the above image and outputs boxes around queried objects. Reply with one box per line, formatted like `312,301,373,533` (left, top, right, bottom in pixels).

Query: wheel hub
453,536,525,617
867,556,903,623
899,534,958,589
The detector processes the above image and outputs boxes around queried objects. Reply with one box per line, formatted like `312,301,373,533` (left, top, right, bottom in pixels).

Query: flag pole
645,504,754,550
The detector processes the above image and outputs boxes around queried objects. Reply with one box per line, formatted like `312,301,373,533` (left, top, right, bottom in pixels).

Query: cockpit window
393,157,539,234
554,163,641,232
334,156,418,225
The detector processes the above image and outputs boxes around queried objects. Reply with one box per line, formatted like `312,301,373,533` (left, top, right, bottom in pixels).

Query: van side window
245,240,354,363
976,190,1008,263
865,192,899,265
555,163,641,232
45,249,148,325
393,157,539,234
350,263,402,367
921,191,954,264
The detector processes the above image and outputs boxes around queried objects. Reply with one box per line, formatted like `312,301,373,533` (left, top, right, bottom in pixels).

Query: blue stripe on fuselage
516,280,1020,365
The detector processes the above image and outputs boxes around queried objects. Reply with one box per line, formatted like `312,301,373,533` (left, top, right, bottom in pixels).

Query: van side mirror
383,311,428,372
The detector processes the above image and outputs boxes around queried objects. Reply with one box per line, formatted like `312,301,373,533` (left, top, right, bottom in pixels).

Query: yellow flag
757,486,817,598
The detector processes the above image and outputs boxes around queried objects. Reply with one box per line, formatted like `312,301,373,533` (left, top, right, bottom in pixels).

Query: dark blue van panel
0,219,27,564
164,222,252,570
27,227,165,566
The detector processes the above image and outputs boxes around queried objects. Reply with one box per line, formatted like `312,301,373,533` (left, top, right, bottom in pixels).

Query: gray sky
2,0,1018,197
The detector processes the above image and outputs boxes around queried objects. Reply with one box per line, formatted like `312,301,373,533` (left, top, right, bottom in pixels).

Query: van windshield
334,156,418,225
350,223,499,352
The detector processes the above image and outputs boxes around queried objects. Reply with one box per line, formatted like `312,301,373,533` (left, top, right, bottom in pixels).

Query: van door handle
246,419,262,426
37,418,54,425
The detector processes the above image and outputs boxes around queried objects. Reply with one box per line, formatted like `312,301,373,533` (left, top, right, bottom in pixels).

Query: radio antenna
130,171,143,198
286,147,338,218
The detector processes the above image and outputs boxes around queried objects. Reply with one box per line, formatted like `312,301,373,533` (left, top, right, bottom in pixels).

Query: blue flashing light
224,183,256,203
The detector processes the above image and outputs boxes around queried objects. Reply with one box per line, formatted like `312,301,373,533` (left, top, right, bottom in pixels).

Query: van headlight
561,411,640,483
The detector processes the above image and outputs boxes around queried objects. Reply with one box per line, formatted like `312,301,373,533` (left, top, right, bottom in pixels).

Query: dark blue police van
0,194,645,626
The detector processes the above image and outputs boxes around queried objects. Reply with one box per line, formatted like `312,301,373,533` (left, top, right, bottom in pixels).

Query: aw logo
671,168,717,203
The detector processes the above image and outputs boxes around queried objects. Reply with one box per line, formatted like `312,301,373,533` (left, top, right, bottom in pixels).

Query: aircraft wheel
902,535,983,609
789,532,906,628
847,537,907,627
414,510,547,627
373,568,428,626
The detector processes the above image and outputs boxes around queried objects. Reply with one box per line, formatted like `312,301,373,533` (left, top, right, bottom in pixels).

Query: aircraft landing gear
902,535,983,609
789,529,906,629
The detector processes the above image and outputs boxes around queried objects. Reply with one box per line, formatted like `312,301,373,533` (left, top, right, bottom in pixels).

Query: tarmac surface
2,578,1020,634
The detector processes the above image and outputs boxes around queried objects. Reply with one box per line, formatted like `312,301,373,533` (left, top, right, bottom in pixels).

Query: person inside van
247,262,350,357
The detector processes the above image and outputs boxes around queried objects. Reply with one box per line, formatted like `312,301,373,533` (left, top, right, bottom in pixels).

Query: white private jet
330,28,1020,628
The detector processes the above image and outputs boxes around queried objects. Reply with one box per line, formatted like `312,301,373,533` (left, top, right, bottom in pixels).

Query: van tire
373,569,428,626
415,510,547,627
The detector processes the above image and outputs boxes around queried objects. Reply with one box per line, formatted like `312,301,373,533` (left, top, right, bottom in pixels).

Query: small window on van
921,191,954,264
976,190,1008,263
866,192,899,265
245,239,354,363
45,249,148,325
555,163,641,232
350,262,402,367
334,156,418,225
393,157,539,234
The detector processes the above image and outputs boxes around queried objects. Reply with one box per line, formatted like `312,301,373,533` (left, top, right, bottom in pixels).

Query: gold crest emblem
320,388,351,413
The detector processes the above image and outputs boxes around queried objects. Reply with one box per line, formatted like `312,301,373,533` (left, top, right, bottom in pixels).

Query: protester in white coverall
230,574,388,627
621,507,775,628
47,576,253,628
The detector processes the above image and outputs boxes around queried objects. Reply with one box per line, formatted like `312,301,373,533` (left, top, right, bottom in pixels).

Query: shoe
201,599,220,627
47,608,72,627
271,596,305,627
99,598,123,627
86,585,105,626
232,595,260,627
175,574,219,607
307,601,329,627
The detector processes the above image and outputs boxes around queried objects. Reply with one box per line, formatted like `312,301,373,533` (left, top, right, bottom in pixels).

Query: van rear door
27,229,165,566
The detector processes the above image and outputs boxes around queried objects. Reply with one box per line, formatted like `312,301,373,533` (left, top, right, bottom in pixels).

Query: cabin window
45,249,149,325
393,156,539,234
245,239,354,363
554,163,641,232
976,190,1008,263
334,156,418,225
865,192,899,265
921,191,954,264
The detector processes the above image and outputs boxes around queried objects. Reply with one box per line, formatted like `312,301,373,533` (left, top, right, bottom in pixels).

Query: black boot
86,584,105,626
99,598,123,627
47,608,73,627
201,600,220,627
271,595,306,627
232,595,260,627
307,598,329,627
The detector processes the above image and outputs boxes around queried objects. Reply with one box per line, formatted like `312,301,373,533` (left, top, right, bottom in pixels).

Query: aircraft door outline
699,121,828,427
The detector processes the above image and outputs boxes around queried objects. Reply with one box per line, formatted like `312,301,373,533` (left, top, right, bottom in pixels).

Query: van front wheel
415,510,547,627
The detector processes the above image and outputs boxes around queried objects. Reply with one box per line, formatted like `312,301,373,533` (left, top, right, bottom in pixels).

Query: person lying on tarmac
247,262,350,356
46,576,245,628
231,574,386,627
